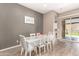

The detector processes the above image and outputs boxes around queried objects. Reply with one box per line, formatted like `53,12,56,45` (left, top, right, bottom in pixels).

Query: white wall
43,11,58,34
43,8,79,40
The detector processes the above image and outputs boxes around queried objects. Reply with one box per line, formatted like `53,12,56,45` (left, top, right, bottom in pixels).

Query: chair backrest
47,32,54,41
30,33,35,37
19,35,27,50
37,33,41,36
42,35,47,43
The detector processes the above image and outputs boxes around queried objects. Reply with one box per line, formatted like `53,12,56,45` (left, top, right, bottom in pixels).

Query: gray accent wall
0,3,43,49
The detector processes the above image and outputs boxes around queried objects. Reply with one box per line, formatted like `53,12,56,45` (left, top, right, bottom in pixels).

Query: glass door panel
65,18,79,41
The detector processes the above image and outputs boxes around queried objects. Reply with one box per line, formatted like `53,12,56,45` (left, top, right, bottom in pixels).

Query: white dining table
26,37,40,43
25,35,47,42
25,35,48,49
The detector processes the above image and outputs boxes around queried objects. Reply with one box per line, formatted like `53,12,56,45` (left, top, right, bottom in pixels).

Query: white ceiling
19,3,79,14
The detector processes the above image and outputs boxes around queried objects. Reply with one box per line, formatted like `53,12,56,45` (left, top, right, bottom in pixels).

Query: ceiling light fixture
43,4,47,7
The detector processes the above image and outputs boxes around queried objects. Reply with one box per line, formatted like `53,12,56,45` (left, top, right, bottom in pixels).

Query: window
65,17,79,41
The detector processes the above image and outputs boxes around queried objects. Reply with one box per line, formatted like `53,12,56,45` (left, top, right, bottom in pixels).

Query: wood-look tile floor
1,40,79,56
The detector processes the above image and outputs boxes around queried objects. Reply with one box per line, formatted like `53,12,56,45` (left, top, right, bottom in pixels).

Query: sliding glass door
65,17,79,41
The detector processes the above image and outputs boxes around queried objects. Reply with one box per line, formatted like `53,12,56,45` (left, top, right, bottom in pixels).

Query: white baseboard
0,44,21,52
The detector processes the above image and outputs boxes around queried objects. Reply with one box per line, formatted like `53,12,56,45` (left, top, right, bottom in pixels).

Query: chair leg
49,43,52,52
44,46,46,53
35,47,37,56
25,51,27,56
29,51,31,56
47,44,49,53
39,47,41,56
21,48,24,56
51,42,53,50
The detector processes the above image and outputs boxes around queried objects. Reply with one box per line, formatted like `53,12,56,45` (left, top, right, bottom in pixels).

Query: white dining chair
37,35,46,56
30,33,35,37
26,37,38,56
19,35,37,56
48,33,55,51
19,35,27,56
25,41,37,56
36,33,41,36
46,32,54,52
46,36,52,53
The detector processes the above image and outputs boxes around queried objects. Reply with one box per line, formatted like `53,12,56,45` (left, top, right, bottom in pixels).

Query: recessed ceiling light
43,4,47,7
